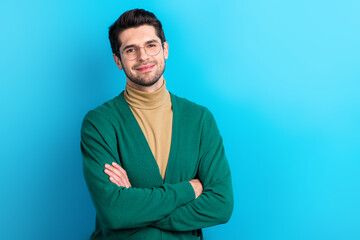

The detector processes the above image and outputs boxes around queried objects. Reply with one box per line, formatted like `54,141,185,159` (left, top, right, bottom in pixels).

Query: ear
113,53,123,70
163,41,169,60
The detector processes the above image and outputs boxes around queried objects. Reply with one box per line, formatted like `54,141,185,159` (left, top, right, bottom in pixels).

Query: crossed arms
104,162,204,199
81,109,233,231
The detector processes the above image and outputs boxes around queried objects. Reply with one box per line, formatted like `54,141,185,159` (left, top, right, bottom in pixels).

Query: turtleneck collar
124,80,169,110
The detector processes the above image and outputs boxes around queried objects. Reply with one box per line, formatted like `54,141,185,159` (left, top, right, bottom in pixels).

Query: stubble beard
123,60,165,87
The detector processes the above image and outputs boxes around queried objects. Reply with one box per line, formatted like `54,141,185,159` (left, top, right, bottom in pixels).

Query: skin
112,25,169,93
106,24,203,199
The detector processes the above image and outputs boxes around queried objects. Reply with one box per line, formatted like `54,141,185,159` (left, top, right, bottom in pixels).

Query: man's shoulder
82,92,126,125
170,93,214,120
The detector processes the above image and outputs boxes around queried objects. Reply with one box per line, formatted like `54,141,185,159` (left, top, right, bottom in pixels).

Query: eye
125,48,136,54
147,43,157,48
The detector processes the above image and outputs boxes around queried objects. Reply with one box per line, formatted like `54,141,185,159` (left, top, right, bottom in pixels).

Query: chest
115,118,201,188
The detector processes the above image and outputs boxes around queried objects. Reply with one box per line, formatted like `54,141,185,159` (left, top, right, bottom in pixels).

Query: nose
137,47,149,61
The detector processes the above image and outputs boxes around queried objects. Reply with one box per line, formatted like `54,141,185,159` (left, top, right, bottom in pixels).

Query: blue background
1,0,359,239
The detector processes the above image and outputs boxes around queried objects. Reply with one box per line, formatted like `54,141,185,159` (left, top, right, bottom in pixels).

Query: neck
125,79,168,110
126,77,164,93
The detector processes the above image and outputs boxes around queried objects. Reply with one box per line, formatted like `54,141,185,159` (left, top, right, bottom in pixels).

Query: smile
136,65,155,72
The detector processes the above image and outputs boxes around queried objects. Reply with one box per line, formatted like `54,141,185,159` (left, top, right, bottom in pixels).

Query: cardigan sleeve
151,110,234,231
81,111,195,230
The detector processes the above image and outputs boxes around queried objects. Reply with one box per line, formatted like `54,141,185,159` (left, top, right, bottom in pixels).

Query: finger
105,164,124,177
112,162,127,175
109,177,130,188
105,169,129,187
109,177,121,187
104,167,131,188
105,163,124,175
109,175,128,188
104,169,122,185
105,164,131,187
111,163,131,187
105,164,127,181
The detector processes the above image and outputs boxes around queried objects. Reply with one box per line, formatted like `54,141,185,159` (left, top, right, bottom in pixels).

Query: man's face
113,25,169,91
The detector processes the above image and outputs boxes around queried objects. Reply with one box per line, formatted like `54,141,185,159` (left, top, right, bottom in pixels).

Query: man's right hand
189,179,203,199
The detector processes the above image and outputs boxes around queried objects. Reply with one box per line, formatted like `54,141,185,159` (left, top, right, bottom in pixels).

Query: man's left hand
104,162,132,188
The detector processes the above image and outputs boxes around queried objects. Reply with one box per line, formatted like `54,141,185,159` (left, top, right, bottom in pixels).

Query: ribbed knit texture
124,81,172,179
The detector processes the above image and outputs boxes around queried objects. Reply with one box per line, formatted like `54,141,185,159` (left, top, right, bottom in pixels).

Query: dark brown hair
109,9,166,58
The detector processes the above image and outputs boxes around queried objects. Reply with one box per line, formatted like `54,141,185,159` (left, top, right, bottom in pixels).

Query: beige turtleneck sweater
124,81,172,179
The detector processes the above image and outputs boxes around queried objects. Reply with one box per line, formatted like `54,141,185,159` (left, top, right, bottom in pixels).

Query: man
81,9,233,240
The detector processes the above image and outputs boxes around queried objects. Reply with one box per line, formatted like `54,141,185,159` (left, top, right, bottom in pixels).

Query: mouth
135,64,155,72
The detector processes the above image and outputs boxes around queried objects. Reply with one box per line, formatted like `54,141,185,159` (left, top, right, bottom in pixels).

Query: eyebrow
122,39,159,51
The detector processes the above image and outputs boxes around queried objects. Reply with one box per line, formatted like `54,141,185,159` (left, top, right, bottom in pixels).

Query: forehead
119,25,160,48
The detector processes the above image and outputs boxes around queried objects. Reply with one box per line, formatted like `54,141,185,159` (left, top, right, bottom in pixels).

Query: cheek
156,58,165,67
123,63,134,71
